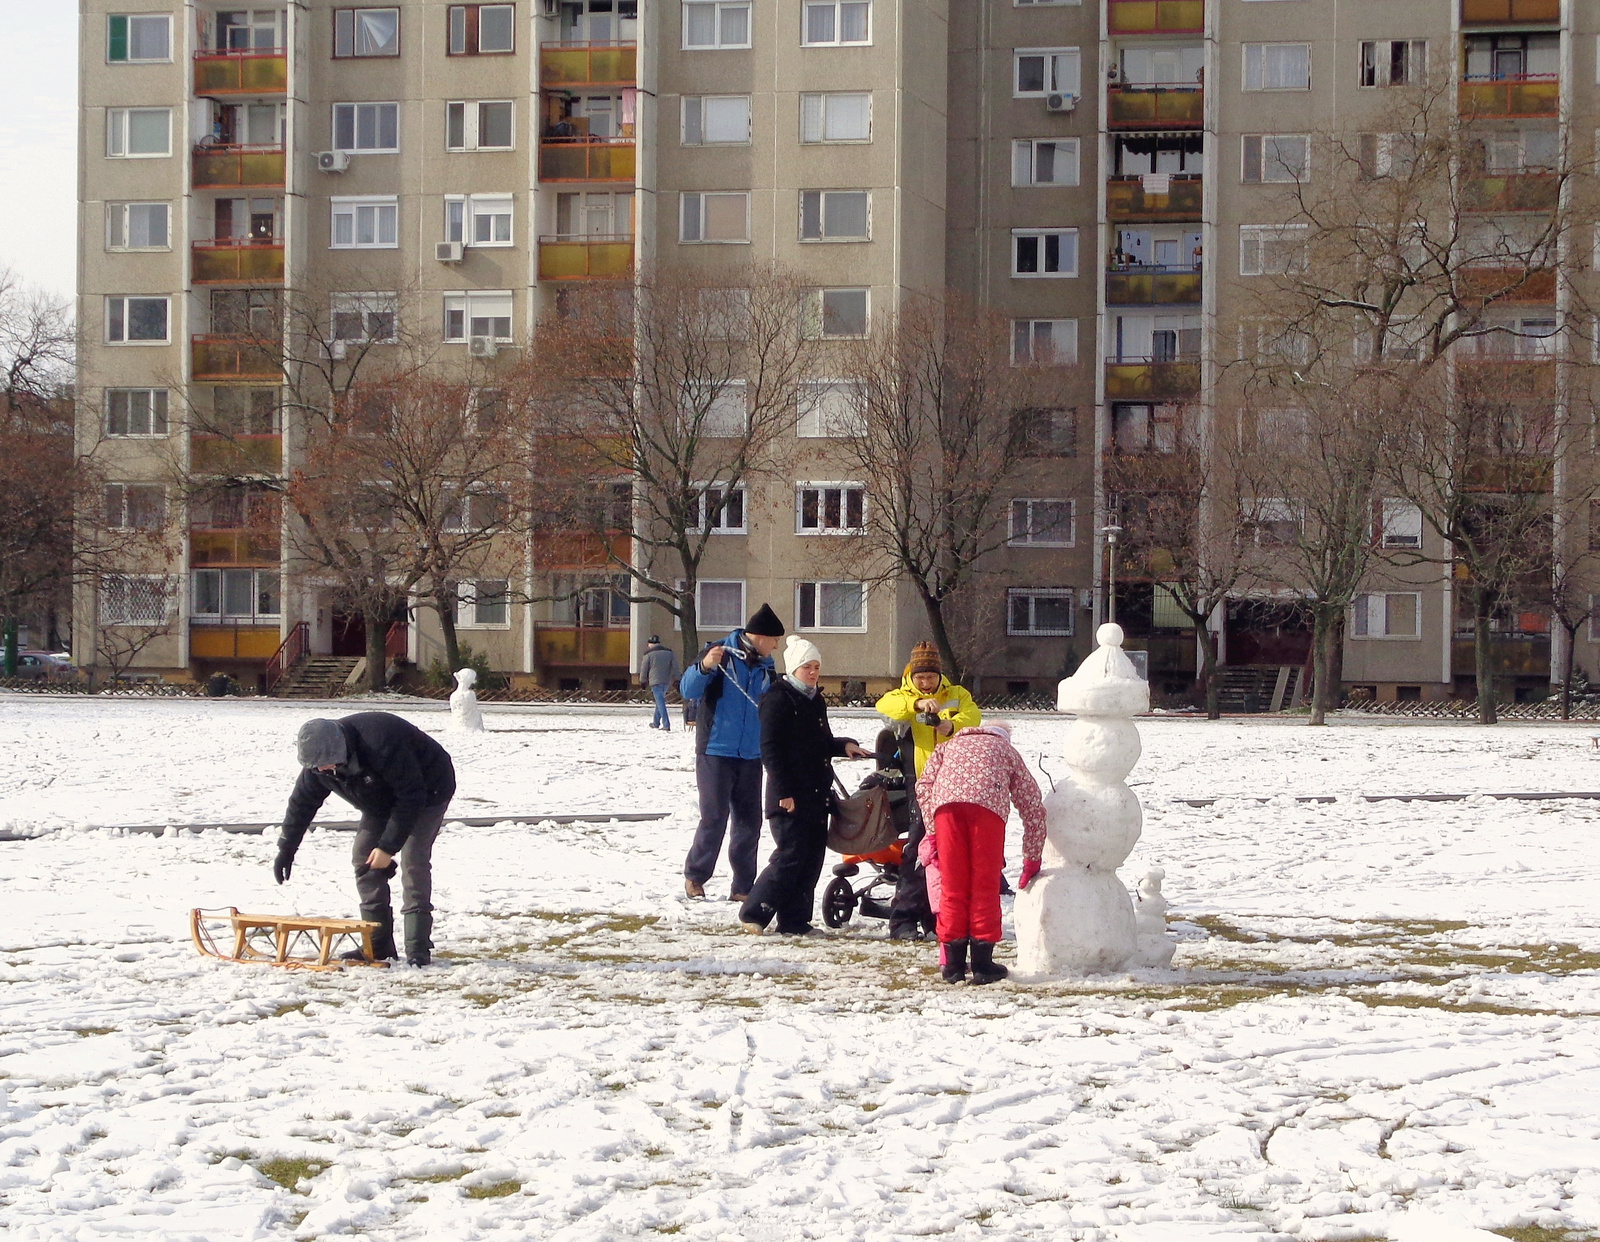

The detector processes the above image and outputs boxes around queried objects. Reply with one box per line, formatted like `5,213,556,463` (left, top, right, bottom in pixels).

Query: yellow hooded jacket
874,673,982,775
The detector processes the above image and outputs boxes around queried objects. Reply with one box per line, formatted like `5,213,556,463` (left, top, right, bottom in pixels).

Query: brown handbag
826,780,897,855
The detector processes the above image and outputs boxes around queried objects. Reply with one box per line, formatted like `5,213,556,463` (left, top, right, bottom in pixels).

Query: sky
0,5,79,304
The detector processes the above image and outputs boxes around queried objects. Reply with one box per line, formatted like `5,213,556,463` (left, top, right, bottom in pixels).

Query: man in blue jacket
678,602,784,900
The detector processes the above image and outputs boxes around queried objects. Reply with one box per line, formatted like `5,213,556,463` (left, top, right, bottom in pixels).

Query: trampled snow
3,695,1600,1240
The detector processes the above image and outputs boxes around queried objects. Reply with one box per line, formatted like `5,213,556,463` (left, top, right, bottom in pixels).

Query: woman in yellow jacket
875,641,982,776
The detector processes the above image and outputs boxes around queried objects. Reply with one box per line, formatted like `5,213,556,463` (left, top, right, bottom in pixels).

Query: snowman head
454,667,477,690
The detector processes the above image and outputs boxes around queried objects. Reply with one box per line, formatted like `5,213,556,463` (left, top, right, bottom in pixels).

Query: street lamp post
1101,523,1124,625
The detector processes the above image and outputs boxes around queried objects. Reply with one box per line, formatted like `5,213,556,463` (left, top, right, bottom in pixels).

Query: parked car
9,652,81,683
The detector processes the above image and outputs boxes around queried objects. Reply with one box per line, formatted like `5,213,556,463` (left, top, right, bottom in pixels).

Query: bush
424,643,506,692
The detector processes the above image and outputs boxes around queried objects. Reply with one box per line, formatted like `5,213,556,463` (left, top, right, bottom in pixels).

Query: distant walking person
640,635,680,731
273,713,456,966
678,604,784,900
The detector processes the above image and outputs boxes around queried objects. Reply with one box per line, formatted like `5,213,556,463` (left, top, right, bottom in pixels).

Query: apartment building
75,0,1594,703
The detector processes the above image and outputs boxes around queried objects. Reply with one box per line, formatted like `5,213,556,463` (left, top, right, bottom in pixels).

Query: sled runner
190,907,389,971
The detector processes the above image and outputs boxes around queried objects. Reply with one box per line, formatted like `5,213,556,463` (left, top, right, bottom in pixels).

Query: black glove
354,859,399,881
915,711,940,728
272,840,296,885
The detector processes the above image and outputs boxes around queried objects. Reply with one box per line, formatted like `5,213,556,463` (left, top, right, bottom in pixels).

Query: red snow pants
932,803,1006,944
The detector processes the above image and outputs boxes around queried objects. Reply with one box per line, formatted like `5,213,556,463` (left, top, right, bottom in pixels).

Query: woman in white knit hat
739,635,871,934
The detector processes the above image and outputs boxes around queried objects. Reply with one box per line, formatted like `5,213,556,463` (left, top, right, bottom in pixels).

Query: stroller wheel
822,877,857,928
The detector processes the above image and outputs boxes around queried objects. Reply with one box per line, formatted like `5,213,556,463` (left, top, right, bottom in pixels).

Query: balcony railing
540,41,637,87
1106,265,1203,305
192,144,286,189
1108,0,1205,34
535,625,630,667
192,240,284,284
1458,76,1559,119
189,533,281,571
1463,455,1554,494
1104,356,1202,400
1459,266,1557,304
192,335,282,383
190,434,283,476
1457,356,1558,398
1106,175,1203,223
193,49,288,95
1107,84,1204,130
190,625,285,660
539,137,636,182
1462,172,1560,213
538,235,635,281
1460,0,1560,23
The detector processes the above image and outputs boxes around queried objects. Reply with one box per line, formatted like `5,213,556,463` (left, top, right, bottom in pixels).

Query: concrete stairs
1216,665,1304,713
276,656,362,699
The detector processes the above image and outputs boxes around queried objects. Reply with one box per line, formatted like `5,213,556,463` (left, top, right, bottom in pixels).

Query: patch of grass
464,1179,522,1199
407,1169,467,1184
1494,1228,1597,1241
463,993,500,1008
73,1026,117,1037
256,1157,327,1193
270,1002,308,1019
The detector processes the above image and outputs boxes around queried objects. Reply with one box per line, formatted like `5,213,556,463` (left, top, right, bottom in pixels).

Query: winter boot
404,910,434,967
346,905,397,962
940,939,969,984
969,940,1009,985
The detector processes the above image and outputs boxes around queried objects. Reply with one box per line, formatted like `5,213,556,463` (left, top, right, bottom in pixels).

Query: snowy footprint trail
3,699,1600,1239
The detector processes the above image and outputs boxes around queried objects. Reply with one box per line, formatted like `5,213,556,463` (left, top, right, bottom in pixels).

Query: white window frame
796,482,867,534
799,189,871,242
105,388,170,438
802,0,872,47
1243,43,1312,91
107,13,173,63
332,101,400,153
1241,134,1310,184
448,4,516,55
331,292,400,344
1379,498,1423,549
679,191,751,244
1239,224,1309,276
331,196,399,249
1009,498,1075,547
455,579,512,629
1008,588,1075,637
1013,48,1081,98
443,290,514,343
795,581,868,632
1012,138,1080,187
1011,319,1078,365
445,193,515,247
1248,497,1303,545
106,202,171,252
1360,39,1426,88
693,381,748,437
191,568,282,624
105,107,172,158
447,100,516,151
800,92,872,143
689,483,748,534
102,483,166,531
334,7,401,58
1351,592,1422,639
681,95,752,145
1011,228,1079,278
682,0,752,49
105,296,170,345
803,288,870,339
797,381,867,437
679,579,747,632
101,574,176,626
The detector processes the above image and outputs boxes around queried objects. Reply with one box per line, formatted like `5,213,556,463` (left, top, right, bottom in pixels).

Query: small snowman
449,667,485,733
1133,868,1176,968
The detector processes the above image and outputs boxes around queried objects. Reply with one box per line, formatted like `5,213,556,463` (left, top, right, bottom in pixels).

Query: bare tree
0,269,74,413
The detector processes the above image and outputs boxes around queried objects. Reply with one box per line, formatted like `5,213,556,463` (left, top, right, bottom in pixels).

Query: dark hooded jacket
759,677,856,817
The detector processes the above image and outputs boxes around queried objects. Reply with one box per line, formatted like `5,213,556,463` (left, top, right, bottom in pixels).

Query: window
1012,407,1076,457
214,9,282,51
1016,0,1078,6
333,102,399,152
1241,135,1309,183
331,197,398,248
334,8,400,57
803,288,869,338
1014,48,1080,97
1012,319,1077,365
102,484,166,530
1008,589,1074,636
446,194,515,246
101,575,174,626
1361,39,1426,87
694,382,748,437
800,190,870,241
797,382,867,437
1239,225,1309,275
1483,129,1558,174
331,293,398,343
1465,34,1558,81
1589,594,1600,643
696,580,746,630
455,580,511,627
797,582,866,631
689,485,747,534
107,14,171,62
1247,498,1301,545
797,483,866,533
801,93,871,143
1351,592,1420,639
803,0,871,46
106,108,171,158
682,96,751,145
211,389,281,435
192,569,281,623
106,202,170,251
106,296,169,344
443,291,514,342
447,101,515,151
1112,403,1181,452
106,389,169,437
1012,139,1079,187
683,1,751,49
680,192,750,243
1012,229,1078,277
449,4,515,54
1379,498,1423,549
443,490,509,533
1243,43,1310,91
1009,498,1074,547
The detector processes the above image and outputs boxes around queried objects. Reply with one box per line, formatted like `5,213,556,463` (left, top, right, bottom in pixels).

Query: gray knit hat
296,718,348,768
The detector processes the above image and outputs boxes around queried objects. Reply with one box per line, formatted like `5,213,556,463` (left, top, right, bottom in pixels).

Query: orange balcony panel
540,42,637,87
192,146,286,189
190,434,282,476
192,242,284,284
1460,0,1560,23
192,335,282,383
1107,86,1203,130
188,529,281,566
539,139,636,183
1106,268,1202,305
538,236,635,280
1462,173,1559,213
1464,456,1554,493
534,530,631,570
190,625,284,659
193,51,287,95
1458,78,1558,118
1105,360,1201,400
1457,358,1557,398
535,626,630,668
1459,267,1557,304
1106,176,1203,223
1108,0,1205,34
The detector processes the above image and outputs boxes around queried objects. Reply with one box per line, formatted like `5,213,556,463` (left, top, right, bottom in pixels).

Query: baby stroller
820,730,916,929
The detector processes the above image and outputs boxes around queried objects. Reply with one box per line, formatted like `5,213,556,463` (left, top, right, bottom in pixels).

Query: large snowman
1015,623,1174,976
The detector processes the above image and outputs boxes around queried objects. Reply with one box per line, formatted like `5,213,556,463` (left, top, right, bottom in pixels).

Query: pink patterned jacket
916,725,1047,865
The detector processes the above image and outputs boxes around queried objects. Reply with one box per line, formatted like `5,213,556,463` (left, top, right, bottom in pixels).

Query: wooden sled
191,907,389,971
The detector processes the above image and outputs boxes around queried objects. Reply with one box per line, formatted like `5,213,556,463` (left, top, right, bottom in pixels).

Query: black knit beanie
745,603,785,637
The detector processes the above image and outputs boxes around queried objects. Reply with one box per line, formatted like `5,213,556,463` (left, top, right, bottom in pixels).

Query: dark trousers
353,803,447,916
741,803,829,932
686,755,762,893
889,809,935,934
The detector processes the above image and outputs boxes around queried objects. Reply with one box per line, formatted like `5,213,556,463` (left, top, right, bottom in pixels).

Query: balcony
540,41,637,87
192,240,284,285
1459,76,1559,119
1106,175,1202,223
1460,0,1560,23
190,625,284,660
535,625,630,668
1459,266,1557,304
538,236,635,281
190,434,283,476
190,530,281,566
193,49,287,95
1462,173,1559,213
539,137,636,183
192,144,286,189
1463,455,1554,493
1107,85,1203,130
192,335,282,383
1105,357,1201,400
1106,265,1202,305
1108,0,1204,34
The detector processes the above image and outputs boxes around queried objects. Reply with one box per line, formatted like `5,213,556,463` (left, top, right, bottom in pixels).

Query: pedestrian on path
640,635,680,731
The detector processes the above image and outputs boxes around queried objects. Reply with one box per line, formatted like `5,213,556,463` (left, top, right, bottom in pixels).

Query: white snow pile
2,697,1600,1240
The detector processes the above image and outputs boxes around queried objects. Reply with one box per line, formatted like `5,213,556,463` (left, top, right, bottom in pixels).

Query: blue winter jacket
678,629,774,761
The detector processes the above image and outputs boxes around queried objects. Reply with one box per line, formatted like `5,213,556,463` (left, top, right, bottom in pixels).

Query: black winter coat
281,712,456,854
759,679,856,817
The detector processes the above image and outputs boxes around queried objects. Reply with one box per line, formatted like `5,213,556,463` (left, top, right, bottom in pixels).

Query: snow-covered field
3,696,1600,1241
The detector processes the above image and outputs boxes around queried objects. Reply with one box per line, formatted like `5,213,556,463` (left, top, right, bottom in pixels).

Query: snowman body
449,667,485,733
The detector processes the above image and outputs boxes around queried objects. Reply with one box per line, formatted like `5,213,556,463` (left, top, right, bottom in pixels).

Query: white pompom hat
783,633,823,673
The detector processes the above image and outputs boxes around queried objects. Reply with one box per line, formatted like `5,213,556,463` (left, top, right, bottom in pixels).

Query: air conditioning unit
1045,92,1076,113
315,150,350,173
435,240,465,263
329,339,348,360
469,335,499,358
